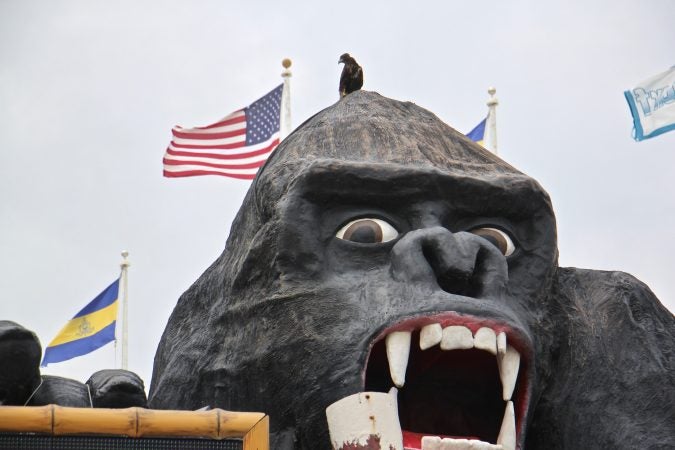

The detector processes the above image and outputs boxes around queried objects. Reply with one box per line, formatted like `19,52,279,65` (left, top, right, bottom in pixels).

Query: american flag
163,84,283,179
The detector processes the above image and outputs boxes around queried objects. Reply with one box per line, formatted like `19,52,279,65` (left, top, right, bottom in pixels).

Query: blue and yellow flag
41,279,119,367
466,118,486,146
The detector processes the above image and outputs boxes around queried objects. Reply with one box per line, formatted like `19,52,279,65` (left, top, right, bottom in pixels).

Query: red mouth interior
365,329,505,448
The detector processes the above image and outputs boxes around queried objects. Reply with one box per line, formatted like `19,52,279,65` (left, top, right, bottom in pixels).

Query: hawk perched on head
338,53,363,98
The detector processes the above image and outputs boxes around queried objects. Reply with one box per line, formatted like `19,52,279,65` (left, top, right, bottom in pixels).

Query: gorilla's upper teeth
440,325,474,350
474,327,498,355
386,331,412,388
420,323,443,350
497,331,507,356
386,325,522,401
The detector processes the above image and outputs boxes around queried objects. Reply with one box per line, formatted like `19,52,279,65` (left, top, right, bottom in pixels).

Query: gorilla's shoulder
555,267,674,335
557,266,657,298
528,268,675,449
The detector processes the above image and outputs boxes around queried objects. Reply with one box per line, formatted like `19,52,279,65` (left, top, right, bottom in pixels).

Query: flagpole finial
120,250,130,268
485,87,498,155
487,87,498,106
281,58,292,79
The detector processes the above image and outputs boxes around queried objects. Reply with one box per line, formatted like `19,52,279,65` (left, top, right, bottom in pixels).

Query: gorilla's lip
363,312,532,449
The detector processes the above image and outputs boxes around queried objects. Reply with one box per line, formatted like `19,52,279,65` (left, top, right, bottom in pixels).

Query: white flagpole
280,58,292,140
486,87,499,155
119,250,130,370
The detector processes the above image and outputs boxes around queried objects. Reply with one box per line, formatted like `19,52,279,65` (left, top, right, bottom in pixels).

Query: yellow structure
0,405,268,450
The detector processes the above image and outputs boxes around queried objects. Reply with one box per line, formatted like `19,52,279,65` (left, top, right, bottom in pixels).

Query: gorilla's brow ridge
292,162,546,220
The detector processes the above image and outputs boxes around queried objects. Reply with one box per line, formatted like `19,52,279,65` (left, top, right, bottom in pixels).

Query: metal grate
0,434,242,450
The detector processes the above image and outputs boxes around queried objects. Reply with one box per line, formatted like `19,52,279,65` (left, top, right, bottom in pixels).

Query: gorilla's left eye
469,227,516,256
336,218,399,244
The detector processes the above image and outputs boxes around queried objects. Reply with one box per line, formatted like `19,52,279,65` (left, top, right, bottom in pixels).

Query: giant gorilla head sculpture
149,91,674,449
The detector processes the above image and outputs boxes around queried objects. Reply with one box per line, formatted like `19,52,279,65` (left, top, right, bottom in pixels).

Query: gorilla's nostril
436,269,472,296
422,244,473,296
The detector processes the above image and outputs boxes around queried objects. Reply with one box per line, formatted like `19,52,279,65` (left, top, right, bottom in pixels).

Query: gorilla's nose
389,226,508,298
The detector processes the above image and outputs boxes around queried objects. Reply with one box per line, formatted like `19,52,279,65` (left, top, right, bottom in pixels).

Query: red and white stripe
162,110,279,179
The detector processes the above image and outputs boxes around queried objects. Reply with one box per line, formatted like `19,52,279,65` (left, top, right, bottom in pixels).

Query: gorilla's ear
87,369,148,408
0,320,41,406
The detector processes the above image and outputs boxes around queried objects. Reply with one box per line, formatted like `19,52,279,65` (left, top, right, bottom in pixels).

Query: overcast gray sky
2,1,674,390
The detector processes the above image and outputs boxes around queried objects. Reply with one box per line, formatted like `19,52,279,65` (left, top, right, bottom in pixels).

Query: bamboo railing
0,405,268,450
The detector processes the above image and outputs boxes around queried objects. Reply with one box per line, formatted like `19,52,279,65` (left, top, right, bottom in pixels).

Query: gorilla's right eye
469,226,516,256
336,218,399,244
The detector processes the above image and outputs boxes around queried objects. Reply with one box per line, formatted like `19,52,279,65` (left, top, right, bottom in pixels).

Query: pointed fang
386,331,411,388
497,401,516,450
498,346,520,401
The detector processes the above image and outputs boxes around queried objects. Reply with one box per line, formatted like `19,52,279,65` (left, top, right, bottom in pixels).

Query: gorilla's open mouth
363,314,529,450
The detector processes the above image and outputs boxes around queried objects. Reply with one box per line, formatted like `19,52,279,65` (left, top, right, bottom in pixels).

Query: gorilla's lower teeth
324,393,516,450
496,401,516,450
420,435,503,449
417,402,515,450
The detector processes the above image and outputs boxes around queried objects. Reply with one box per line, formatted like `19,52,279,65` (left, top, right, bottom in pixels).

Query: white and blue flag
624,66,675,141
